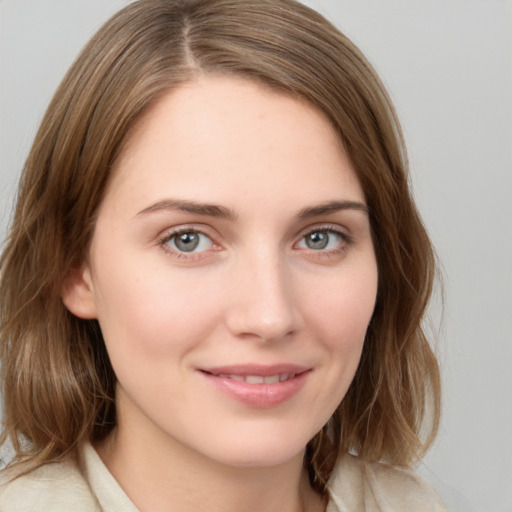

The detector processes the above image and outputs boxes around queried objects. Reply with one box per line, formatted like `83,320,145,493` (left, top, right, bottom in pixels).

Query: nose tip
224,259,301,343
235,309,295,343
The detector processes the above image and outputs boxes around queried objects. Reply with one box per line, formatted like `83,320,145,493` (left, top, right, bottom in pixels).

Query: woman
0,0,446,510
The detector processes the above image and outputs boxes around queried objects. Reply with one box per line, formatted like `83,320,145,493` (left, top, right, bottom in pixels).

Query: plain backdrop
1,1,511,511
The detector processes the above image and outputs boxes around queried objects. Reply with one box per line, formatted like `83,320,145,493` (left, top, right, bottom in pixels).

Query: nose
224,252,303,343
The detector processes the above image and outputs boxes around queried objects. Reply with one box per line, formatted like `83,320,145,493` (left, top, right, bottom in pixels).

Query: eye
296,228,347,251
162,229,214,254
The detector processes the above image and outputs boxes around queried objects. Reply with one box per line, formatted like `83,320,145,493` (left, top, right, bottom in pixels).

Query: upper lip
199,364,311,377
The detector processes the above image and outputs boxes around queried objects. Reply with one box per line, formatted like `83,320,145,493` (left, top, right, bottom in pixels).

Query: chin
199,429,311,469
217,449,304,469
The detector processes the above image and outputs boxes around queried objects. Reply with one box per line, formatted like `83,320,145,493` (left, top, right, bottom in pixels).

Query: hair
0,0,440,493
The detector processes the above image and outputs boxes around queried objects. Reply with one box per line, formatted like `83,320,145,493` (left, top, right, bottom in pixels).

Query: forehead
103,75,364,215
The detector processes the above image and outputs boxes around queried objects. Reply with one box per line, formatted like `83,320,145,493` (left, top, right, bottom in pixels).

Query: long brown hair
0,0,440,493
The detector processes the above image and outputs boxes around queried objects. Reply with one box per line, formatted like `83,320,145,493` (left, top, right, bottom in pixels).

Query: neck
96,423,325,512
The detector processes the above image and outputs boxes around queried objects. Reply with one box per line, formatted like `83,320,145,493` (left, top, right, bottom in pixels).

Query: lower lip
200,371,311,408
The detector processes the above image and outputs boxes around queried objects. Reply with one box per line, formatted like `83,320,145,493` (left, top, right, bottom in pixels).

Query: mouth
198,364,311,407
201,371,303,384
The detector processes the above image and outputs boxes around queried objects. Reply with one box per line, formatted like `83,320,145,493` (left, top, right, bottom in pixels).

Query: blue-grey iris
306,231,329,250
175,232,200,252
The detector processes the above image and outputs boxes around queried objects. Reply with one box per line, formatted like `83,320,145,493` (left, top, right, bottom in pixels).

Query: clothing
0,443,447,511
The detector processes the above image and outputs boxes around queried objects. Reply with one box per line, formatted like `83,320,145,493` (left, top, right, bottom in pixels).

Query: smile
199,365,311,407
208,372,299,384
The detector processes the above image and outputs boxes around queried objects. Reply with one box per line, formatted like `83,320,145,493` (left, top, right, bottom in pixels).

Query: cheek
286,268,377,431
92,260,223,361
92,266,225,410
303,265,377,385
305,265,377,340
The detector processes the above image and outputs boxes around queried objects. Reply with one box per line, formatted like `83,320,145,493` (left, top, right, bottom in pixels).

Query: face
66,76,378,469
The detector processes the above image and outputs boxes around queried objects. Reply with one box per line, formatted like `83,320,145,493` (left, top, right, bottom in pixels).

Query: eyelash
158,227,218,260
157,224,353,260
296,225,353,258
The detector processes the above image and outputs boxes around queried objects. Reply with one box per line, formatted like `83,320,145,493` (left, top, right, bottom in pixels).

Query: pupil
175,232,199,252
307,231,328,250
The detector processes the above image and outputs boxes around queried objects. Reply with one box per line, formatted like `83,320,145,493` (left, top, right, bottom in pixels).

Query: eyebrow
297,200,369,219
137,198,368,221
137,198,237,220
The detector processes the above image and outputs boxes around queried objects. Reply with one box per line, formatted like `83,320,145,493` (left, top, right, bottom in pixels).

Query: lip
198,364,312,408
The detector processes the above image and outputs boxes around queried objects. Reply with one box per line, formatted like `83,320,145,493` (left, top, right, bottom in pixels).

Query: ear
61,264,98,319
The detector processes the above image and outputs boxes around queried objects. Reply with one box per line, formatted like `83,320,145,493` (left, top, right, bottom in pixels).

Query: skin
63,76,378,512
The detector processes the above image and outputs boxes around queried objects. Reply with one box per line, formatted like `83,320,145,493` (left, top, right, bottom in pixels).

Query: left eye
297,229,344,251
164,230,213,253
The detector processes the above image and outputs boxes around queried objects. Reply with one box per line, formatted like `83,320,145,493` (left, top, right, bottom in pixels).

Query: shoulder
0,457,101,512
327,453,448,512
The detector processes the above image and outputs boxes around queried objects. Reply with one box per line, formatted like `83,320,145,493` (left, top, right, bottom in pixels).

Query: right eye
160,229,215,255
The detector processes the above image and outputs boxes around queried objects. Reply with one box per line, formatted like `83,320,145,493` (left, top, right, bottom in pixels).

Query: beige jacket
0,443,447,511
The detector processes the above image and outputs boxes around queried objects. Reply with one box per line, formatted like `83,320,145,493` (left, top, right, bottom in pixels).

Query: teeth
245,375,265,384
217,373,295,383
227,375,245,382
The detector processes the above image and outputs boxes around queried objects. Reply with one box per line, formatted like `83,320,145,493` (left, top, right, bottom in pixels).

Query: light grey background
1,1,511,511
